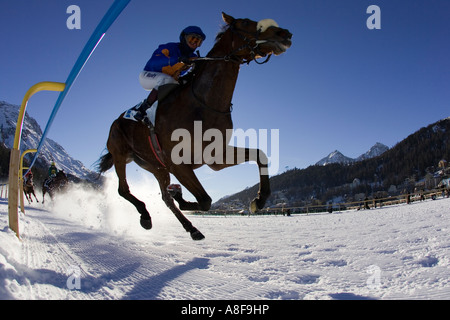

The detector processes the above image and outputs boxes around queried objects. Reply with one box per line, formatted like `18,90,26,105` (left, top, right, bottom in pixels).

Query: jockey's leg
134,89,158,122
136,71,178,123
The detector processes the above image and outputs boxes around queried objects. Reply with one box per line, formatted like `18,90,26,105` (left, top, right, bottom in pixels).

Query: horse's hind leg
114,157,152,230
154,170,205,240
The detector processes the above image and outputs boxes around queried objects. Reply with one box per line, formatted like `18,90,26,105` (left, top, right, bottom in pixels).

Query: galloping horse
23,173,39,204
98,13,292,240
42,171,69,204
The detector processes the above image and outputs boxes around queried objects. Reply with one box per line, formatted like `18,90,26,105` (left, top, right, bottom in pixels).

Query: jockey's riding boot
135,89,158,123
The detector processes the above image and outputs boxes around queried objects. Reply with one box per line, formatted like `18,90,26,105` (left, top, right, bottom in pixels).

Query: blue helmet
180,26,206,42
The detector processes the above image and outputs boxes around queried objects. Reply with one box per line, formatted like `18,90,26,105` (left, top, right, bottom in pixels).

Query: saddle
123,84,178,126
123,84,179,168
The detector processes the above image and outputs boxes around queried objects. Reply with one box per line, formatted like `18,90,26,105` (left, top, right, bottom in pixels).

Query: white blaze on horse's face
255,18,290,56
256,19,279,33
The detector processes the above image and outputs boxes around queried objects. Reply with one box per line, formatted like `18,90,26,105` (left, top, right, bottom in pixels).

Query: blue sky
1,0,449,202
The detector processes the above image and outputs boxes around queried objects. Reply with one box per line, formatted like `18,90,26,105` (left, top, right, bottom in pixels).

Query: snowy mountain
355,142,390,162
316,143,389,166
315,150,354,166
0,100,96,181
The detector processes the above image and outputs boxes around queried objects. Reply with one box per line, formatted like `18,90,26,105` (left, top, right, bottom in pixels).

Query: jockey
24,171,33,185
48,162,58,178
135,26,206,123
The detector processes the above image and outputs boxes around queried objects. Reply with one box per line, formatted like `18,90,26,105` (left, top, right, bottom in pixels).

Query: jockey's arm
146,43,185,77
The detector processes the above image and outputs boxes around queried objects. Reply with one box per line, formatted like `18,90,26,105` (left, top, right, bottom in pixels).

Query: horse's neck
194,44,240,112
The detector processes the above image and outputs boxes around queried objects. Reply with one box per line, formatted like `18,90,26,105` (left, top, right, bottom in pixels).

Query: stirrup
135,110,151,125
134,110,145,121
143,116,152,127
134,98,151,122
134,108,152,127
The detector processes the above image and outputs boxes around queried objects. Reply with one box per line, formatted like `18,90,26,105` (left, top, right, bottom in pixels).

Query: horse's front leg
154,170,205,240
169,165,212,211
209,146,271,213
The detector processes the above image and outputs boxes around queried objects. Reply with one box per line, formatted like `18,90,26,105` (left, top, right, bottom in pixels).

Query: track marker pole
8,82,65,239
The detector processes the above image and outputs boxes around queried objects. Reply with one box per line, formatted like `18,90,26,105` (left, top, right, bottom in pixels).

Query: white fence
0,184,8,198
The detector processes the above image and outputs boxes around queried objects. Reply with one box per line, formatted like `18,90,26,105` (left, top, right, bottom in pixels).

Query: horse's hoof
250,197,266,213
249,199,258,214
140,217,152,230
190,228,205,241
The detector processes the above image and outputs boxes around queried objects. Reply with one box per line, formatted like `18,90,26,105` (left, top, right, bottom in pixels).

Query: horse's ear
222,12,234,25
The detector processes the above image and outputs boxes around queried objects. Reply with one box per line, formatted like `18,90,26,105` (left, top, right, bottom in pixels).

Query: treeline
217,118,450,206
0,143,10,182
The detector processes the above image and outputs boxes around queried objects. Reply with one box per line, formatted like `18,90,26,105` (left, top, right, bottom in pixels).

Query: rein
189,22,272,115
195,22,272,65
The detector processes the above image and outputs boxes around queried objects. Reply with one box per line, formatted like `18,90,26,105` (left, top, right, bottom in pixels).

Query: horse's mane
215,24,230,43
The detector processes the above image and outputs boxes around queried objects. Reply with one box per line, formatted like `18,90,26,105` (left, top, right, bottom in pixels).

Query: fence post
8,82,65,239
8,149,20,235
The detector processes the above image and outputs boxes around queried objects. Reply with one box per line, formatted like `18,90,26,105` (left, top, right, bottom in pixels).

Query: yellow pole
12,82,66,150
19,149,37,213
8,82,65,238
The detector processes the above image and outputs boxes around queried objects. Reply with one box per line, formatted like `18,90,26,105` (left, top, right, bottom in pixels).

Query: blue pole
28,0,131,172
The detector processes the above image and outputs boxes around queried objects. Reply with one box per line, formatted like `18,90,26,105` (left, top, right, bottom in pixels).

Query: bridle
190,19,279,114
195,20,273,65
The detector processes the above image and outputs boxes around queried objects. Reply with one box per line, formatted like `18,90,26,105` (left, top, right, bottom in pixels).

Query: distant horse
23,173,39,204
98,13,292,240
42,171,69,204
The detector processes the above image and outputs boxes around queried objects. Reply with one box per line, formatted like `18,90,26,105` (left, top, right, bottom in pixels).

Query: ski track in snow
1,177,449,300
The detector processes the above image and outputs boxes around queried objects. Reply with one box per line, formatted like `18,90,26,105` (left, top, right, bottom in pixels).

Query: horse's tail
97,152,114,173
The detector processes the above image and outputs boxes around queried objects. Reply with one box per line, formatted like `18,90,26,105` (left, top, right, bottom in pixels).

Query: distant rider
24,171,33,186
48,161,58,178
43,162,59,189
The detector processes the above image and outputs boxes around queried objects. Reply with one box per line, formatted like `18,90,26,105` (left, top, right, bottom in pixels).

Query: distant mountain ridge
214,117,450,209
0,100,96,181
316,142,389,166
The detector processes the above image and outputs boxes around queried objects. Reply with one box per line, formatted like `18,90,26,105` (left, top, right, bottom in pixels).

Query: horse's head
220,12,292,62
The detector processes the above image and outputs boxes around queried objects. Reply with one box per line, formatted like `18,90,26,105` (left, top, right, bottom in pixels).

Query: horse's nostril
277,29,292,40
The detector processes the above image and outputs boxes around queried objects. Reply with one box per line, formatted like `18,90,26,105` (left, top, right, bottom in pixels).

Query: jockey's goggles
185,34,203,47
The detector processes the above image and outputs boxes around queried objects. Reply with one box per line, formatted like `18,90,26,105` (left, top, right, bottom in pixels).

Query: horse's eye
241,19,250,27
